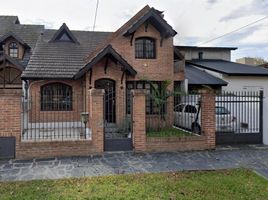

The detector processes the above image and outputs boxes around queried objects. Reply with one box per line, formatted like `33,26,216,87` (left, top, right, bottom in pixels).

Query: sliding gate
216,91,263,145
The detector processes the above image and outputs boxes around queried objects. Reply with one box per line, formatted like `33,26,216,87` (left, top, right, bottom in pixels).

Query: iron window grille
126,81,165,114
135,37,156,59
41,83,72,111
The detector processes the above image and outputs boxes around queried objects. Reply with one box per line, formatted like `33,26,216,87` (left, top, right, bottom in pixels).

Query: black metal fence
21,93,89,142
216,91,263,144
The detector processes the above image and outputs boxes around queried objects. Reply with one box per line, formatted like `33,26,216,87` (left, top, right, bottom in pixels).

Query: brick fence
0,88,215,159
132,89,216,152
0,89,105,159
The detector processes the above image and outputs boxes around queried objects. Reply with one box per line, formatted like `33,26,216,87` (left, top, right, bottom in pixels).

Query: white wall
221,76,268,145
180,49,231,61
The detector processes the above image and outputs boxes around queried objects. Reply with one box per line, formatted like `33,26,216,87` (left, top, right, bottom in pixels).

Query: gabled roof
0,16,20,25
49,23,79,44
0,32,31,49
22,29,111,79
74,45,137,79
123,7,177,38
84,5,151,63
185,63,227,86
0,53,25,71
0,16,44,68
188,59,268,76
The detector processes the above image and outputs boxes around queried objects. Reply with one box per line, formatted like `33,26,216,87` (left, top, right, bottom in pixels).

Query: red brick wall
16,88,105,159
132,89,147,151
28,79,85,123
146,136,210,152
110,24,183,81
82,22,182,125
201,90,216,149
0,88,104,160
89,89,104,153
0,89,22,143
132,89,216,152
86,60,126,123
16,140,97,159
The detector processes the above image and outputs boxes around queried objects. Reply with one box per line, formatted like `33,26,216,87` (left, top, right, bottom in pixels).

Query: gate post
201,90,216,149
132,89,147,152
89,89,105,153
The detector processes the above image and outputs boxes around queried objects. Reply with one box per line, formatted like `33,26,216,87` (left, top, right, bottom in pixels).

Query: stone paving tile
0,147,268,182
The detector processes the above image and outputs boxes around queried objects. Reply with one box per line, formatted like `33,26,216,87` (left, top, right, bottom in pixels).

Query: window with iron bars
41,83,72,111
135,37,156,59
126,81,166,114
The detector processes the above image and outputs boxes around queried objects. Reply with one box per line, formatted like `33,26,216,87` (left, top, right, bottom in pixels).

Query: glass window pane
41,83,72,111
135,38,155,59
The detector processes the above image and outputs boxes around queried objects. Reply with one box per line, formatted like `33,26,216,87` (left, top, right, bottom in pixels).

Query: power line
92,0,99,32
198,15,268,46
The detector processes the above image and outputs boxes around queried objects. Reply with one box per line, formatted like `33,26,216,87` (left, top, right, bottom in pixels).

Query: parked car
174,103,237,134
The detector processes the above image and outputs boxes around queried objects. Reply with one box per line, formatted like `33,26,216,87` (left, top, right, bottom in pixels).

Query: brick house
0,6,217,159
20,5,183,133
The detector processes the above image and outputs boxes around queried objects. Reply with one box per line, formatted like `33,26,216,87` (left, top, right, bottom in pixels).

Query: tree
144,79,183,121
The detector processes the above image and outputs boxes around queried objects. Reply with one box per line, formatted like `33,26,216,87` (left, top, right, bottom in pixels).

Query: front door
95,79,116,123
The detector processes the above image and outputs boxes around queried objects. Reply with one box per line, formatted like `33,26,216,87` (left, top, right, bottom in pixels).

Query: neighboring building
0,16,44,89
175,46,236,91
184,52,268,145
236,57,267,66
177,46,237,61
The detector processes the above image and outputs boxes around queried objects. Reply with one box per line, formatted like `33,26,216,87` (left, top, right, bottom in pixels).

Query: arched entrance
95,78,116,123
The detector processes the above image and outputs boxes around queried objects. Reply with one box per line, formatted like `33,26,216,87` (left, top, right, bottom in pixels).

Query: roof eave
123,8,177,38
74,45,137,80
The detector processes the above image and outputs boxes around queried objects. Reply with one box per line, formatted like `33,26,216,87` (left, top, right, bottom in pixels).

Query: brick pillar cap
131,89,148,96
89,88,105,96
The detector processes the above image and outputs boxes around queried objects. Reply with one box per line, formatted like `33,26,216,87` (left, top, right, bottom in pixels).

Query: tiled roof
22,29,111,79
185,63,227,86
0,16,44,69
188,59,268,76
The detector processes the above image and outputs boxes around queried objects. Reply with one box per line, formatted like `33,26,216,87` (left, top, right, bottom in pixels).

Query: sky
1,0,268,61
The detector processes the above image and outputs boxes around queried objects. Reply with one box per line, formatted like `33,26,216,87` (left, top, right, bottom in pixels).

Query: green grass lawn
146,127,193,137
0,169,267,200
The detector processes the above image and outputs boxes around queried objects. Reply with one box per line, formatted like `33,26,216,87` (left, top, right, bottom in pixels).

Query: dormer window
58,32,72,41
8,42,18,58
135,37,156,59
49,23,79,44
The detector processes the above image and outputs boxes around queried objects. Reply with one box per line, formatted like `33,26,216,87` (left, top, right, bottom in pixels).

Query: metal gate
216,91,263,145
21,93,88,142
103,90,133,151
0,137,15,159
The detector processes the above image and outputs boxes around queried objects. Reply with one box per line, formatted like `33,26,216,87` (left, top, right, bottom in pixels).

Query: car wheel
192,123,201,135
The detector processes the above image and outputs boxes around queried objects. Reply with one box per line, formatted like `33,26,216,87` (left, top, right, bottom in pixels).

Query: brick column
132,89,147,152
201,90,216,149
0,89,22,140
89,89,105,153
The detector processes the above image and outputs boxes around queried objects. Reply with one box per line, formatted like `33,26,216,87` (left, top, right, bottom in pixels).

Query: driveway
0,145,268,182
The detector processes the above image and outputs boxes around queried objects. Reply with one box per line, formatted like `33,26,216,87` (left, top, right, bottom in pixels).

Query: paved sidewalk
0,146,268,182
